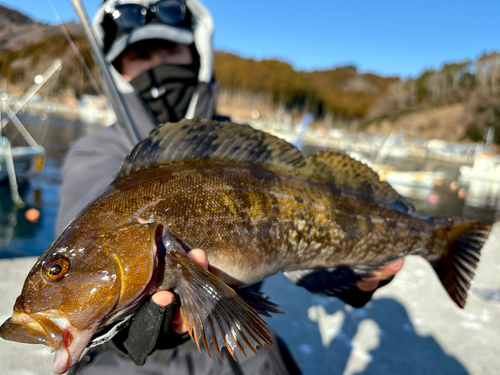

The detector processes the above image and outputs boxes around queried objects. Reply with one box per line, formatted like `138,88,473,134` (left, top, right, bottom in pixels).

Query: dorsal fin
118,118,305,178
118,119,413,212
296,151,414,213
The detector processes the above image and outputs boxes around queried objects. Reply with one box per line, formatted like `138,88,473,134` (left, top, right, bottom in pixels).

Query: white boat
377,169,445,202
459,152,500,183
348,152,445,202
383,170,445,190
77,94,116,125
0,137,45,182
349,152,445,192
462,177,500,209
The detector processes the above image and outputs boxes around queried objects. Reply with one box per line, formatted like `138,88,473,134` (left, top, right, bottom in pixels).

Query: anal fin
284,259,406,308
284,267,361,296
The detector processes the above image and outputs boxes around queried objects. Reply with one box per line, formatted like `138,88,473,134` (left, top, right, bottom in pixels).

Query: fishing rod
69,0,140,145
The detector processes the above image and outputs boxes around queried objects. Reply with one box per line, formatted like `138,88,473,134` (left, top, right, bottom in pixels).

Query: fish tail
429,217,492,308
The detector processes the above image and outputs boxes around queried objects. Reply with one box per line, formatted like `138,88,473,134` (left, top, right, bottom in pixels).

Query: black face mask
129,63,198,124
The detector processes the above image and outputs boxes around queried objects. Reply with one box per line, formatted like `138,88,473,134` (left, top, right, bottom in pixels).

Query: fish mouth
0,314,54,346
0,311,100,374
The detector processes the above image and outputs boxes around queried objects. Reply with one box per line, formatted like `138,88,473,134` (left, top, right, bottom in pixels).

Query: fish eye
43,258,70,282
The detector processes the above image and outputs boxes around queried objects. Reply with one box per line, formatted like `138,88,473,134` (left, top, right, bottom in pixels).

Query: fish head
0,221,158,374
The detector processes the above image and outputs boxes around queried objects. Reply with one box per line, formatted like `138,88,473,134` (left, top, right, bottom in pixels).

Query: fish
0,118,493,374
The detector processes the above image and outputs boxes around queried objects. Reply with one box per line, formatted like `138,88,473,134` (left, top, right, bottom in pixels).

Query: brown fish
0,118,492,374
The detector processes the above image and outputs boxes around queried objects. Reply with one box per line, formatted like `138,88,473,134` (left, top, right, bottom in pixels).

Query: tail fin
430,218,492,308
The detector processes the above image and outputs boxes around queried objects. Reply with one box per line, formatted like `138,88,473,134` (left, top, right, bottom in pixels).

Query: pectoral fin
167,249,274,359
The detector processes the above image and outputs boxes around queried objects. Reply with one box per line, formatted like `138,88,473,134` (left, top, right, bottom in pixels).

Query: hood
93,0,216,132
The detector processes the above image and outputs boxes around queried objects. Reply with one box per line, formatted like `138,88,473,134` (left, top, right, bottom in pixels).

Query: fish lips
0,311,66,348
0,311,100,374
0,315,56,346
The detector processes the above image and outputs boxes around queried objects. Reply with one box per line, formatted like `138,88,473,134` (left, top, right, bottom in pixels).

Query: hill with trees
0,4,499,144
0,4,82,53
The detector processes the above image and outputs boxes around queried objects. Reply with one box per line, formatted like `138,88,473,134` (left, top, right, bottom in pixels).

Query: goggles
106,0,187,32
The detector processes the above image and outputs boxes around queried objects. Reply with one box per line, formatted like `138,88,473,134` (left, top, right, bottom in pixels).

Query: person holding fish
1,0,414,374
0,0,492,373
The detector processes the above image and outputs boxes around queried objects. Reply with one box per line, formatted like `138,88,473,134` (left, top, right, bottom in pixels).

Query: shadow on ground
263,274,468,375
327,298,468,375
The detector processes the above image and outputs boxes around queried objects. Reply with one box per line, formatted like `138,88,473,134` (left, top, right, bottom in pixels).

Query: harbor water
0,113,106,258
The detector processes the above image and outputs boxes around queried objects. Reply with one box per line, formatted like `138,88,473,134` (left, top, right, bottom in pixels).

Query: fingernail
152,291,174,307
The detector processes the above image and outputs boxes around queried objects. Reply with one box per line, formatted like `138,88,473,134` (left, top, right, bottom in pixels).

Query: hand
356,258,404,292
117,248,209,366
150,249,209,334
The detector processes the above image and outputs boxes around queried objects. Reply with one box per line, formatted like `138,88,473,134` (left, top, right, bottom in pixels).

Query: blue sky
2,0,500,77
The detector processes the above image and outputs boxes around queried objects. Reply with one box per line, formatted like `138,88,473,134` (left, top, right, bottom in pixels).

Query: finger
356,278,380,292
356,259,405,292
378,258,404,280
187,248,208,270
170,249,208,334
151,290,175,307
150,292,188,333
172,305,188,334
151,291,188,333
